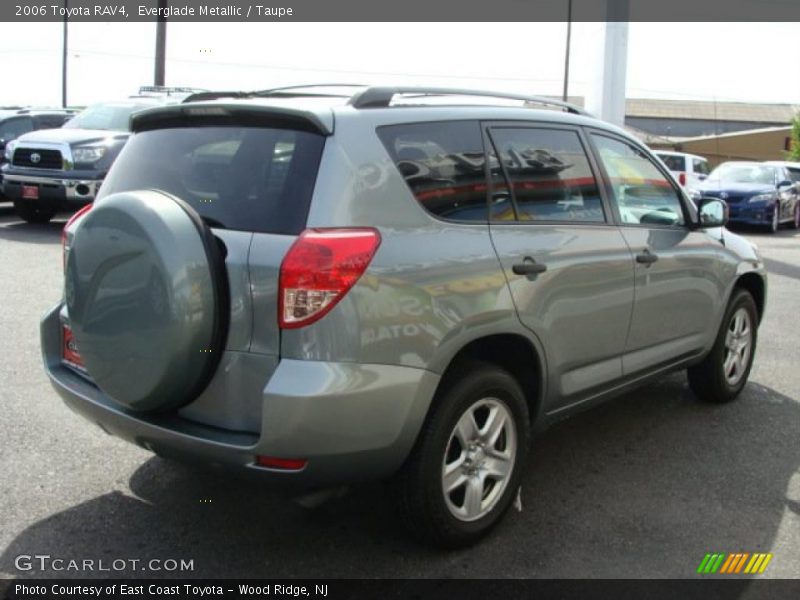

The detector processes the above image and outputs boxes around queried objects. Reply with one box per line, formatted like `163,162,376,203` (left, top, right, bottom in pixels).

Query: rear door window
97,126,326,234
488,127,605,223
377,121,488,222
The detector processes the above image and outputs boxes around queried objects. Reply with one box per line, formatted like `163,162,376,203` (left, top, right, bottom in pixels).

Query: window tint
97,126,325,234
657,153,686,173
692,158,710,175
0,117,33,141
377,121,487,222
489,127,604,223
592,134,685,227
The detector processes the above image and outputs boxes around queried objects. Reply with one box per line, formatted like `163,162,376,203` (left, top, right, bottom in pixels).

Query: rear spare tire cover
66,190,228,412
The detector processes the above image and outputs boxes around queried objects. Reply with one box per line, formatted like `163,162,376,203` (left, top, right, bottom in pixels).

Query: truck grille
13,148,63,169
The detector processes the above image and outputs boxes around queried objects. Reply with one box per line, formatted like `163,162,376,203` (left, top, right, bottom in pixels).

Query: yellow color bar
758,554,773,573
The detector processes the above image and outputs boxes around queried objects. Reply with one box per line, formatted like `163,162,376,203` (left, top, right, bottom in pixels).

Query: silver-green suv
42,86,766,547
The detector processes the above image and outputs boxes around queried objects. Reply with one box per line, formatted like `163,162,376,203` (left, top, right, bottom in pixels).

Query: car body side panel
617,227,726,374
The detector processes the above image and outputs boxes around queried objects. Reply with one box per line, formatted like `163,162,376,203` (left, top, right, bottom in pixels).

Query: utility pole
562,0,572,102
61,0,68,107
154,0,167,86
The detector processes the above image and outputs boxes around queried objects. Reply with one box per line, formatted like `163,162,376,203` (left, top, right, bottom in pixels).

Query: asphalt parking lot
0,204,798,580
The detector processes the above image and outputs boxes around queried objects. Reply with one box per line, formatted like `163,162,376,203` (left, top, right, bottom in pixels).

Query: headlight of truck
4,140,16,162
747,193,775,204
72,145,107,164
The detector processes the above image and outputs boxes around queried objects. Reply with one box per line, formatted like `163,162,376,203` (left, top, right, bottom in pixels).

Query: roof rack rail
348,86,590,116
138,86,207,96
254,83,368,96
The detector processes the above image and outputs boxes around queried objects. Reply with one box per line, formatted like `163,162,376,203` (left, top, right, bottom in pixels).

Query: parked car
45,85,766,547
698,161,800,232
1,87,200,223
0,108,77,198
654,150,710,193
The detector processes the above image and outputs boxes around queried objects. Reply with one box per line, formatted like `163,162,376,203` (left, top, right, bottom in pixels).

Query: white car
655,150,710,194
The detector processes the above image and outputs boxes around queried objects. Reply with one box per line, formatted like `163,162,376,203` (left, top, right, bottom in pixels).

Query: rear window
96,126,326,234
656,153,686,172
377,121,488,222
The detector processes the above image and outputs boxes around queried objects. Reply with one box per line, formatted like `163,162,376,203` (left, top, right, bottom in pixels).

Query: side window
591,134,685,227
377,121,487,222
693,158,710,176
488,127,604,223
658,154,685,173
0,117,33,141
787,167,800,183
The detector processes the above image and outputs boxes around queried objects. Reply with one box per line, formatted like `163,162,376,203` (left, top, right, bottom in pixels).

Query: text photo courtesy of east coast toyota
1,2,800,599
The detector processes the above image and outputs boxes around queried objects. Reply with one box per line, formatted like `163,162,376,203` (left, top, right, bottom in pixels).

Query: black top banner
3,0,800,22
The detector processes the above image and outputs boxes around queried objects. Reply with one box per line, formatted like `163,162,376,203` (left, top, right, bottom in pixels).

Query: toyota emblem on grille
30,152,41,164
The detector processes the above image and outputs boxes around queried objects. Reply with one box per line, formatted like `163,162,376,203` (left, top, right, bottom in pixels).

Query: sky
0,22,799,108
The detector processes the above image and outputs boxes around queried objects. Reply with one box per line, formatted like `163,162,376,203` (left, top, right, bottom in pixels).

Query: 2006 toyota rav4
43,85,766,547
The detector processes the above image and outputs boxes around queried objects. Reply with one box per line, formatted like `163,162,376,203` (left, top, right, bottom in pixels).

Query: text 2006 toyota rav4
43,86,766,547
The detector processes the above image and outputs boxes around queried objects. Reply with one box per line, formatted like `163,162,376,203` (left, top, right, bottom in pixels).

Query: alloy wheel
723,307,753,386
442,397,517,522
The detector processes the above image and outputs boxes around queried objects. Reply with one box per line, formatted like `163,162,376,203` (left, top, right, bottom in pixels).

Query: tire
792,202,800,230
397,361,531,548
13,200,57,224
688,289,758,403
767,204,779,233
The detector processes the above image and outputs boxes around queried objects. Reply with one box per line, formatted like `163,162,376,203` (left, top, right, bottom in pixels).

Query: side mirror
697,197,728,228
777,180,793,189
697,173,708,181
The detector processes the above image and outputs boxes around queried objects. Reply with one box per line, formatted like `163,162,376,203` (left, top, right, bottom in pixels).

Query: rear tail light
279,228,381,329
679,172,687,186
62,203,93,271
62,324,85,371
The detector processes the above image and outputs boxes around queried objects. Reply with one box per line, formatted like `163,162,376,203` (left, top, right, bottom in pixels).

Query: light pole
62,0,68,107
154,0,167,86
562,0,572,102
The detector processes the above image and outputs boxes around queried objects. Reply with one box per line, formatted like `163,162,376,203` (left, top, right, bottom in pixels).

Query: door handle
512,258,547,276
635,250,659,265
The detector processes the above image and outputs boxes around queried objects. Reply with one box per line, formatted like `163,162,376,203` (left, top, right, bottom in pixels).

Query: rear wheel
688,289,758,403
13,200,57,224
792,203,800,229
397,362,530,548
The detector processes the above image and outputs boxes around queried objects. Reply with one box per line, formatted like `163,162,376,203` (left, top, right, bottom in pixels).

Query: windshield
63,102,149,131
709,163,778,185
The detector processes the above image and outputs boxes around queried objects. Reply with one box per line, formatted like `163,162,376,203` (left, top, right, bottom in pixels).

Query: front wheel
397,362,530,548
13,200,57,224
792,202,800,230
688,289,758,403
767,204,779,233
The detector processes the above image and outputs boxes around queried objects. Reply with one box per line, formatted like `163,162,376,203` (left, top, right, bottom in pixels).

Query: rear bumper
41,304,439,488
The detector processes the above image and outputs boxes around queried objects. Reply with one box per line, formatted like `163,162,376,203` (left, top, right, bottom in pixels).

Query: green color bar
697,554,712,573
710,554,727,573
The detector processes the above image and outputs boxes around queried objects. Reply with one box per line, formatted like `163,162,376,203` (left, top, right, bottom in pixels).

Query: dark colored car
697,161,800,232
0,109,77,199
